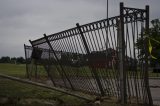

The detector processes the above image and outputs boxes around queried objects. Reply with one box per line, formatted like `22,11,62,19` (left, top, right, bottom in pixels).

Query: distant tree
16,57,25,64
0,56,10,63
11,57,17,64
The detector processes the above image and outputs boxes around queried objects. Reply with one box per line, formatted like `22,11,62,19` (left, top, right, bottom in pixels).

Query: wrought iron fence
25,2,153,105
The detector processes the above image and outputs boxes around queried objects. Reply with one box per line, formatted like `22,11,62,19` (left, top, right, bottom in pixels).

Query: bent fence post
76,23,105,96
43,34,74,90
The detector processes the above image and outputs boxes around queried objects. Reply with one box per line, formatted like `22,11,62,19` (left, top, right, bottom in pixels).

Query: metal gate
25,2,153,105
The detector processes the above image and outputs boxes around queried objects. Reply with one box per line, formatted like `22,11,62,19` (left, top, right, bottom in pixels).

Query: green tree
16,57,25,64
11,57,17,64
0,56,10,63
136,19,160,67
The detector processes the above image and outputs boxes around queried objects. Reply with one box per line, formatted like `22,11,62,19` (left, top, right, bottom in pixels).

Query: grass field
0,63,159,80
0,63,159,105
0,63,26,77
0,63,87,106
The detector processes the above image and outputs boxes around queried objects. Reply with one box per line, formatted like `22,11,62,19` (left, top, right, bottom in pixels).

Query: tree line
0,56,26,64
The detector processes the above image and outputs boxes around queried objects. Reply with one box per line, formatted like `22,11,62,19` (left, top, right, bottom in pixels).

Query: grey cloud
0,0,160,57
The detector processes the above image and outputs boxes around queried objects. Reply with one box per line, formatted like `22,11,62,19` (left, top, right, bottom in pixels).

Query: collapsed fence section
25,2,153,105
24,44,49,81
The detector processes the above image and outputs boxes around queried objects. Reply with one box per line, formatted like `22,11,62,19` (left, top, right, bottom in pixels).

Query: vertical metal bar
43,34,74,90
108,25,120,97
29,40,35,79
45,48,56,86
76,23,105,96
48,48,68,88
29,40,38,79
47,40,68,88
144,5,153,106
24,44,29,79
125,21,132,102
72,34,96,94
135,19,142,101
119,2,127,104
35,46,38,79
104,21,116,96
35,60,38,79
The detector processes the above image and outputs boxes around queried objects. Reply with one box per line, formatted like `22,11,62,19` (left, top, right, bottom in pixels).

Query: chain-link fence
25,2,153,105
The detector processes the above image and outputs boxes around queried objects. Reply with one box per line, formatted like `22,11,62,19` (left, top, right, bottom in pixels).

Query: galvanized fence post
24,44,29,79
144,5,153,106
119,2,127,104
29,40,37,79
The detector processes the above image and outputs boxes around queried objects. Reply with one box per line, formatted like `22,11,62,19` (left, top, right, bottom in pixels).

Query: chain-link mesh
24,3,152,105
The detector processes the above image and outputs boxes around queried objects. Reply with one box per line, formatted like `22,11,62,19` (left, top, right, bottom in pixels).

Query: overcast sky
0,0,159,57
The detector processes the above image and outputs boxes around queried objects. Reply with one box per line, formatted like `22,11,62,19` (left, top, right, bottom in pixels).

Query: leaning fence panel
25,3,153,105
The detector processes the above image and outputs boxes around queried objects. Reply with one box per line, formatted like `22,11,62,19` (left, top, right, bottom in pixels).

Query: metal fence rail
25,2,153,105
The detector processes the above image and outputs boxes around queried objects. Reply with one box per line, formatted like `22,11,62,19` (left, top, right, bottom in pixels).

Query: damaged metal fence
24,2,153,105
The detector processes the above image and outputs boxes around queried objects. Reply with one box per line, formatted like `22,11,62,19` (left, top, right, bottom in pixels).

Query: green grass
0,63,159,105
0,63,87,105
0,63,48,78
0,63,26,77
0,78,86,106
0,63,159,78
